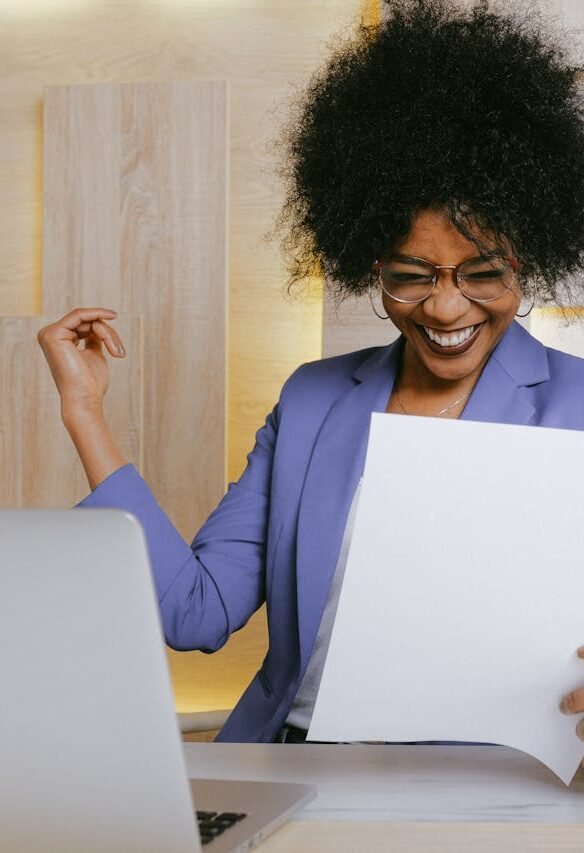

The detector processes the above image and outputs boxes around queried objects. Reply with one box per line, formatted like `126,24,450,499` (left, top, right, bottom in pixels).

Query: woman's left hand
560,647,584,747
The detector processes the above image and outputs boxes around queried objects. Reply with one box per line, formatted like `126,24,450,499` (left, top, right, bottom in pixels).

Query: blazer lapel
295,341,402,668
462,321,549,426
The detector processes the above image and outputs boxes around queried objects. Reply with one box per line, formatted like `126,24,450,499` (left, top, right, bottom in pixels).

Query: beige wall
0,0,378,475
0,0,379,713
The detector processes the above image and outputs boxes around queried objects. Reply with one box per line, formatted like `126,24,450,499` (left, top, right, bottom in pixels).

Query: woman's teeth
424,324,476,347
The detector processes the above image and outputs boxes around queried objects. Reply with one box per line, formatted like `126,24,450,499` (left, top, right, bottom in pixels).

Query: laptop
0,509,315,852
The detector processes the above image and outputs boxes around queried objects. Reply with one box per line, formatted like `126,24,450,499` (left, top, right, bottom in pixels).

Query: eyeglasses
372,254,520,304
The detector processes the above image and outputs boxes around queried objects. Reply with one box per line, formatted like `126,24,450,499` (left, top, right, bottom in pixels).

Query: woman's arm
64,411,126,490
37,308,272,651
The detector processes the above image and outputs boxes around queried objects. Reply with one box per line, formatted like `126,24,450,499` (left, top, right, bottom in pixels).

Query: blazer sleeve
78,403,280,652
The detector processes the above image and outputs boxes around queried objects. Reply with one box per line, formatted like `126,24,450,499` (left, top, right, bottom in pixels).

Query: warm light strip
364,0,381,27
533,305,584,317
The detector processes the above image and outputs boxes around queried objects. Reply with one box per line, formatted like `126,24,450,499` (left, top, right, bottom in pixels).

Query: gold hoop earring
516,288,536,318
368,279,390,320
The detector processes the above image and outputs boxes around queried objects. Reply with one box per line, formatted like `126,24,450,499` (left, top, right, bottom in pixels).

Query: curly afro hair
278,0,584,303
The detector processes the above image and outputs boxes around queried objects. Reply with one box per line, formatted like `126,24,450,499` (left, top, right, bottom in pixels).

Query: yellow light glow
364,0,381,27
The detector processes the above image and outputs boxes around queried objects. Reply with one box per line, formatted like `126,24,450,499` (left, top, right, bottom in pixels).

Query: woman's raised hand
37,308,125,424
37,309,128,488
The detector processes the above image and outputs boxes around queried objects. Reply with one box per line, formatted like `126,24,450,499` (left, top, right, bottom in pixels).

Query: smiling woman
38,0,584,747
276,0,584,419
380,208,523,413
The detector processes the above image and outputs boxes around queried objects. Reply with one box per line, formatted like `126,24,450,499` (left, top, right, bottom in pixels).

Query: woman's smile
417,322,483,354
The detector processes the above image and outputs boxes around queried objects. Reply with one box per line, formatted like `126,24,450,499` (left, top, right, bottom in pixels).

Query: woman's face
381,209,521,386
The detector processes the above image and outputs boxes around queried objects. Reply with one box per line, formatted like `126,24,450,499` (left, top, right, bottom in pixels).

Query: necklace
395,387,471,417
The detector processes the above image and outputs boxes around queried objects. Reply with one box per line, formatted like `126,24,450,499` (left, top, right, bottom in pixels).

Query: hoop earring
368,279,390,320
516,288,536,318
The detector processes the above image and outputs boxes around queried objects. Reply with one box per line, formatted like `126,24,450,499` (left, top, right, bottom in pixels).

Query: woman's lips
417,322,483,356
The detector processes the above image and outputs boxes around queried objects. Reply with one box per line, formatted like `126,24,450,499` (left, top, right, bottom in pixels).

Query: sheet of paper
308,413,584,784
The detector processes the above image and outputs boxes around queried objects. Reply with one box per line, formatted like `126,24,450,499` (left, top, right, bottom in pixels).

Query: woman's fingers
560,687,584,716
85,320,126,357
560,648,584,743
59,307,118,332
37,308,126,412
38,309,126,357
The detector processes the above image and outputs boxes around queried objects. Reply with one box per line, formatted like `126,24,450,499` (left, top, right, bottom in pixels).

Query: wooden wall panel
43,82,227,539
0,315,142,508
0,0,375,479
1,0,377,714
43,86,121,305
42,80,252,714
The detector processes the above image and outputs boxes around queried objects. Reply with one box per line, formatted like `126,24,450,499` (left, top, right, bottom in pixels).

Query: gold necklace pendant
395,387,470,418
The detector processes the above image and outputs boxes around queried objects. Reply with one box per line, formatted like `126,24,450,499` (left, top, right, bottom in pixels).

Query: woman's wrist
62,405,127,490
61,400,105,433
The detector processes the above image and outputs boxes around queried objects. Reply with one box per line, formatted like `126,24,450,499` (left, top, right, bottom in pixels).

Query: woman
39,0,584,743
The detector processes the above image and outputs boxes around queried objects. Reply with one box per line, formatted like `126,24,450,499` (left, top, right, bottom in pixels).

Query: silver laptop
0,509,315,852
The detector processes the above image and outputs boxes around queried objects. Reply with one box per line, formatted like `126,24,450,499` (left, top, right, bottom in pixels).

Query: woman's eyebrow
391,254,432,264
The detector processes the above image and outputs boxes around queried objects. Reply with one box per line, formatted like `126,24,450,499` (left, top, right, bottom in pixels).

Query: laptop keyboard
196,810,247,846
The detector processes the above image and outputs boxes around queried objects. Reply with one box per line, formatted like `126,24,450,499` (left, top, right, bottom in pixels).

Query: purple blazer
80,321,584,742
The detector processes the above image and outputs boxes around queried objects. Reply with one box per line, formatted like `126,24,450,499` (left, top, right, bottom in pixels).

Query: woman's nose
421,273,470,322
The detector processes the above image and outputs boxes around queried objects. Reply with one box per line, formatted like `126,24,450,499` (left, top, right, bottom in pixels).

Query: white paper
308,414,584,784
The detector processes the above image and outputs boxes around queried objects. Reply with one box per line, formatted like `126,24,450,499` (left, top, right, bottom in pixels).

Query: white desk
184,743,584,851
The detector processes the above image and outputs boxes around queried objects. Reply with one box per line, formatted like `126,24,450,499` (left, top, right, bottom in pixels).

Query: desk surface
183,742,584,851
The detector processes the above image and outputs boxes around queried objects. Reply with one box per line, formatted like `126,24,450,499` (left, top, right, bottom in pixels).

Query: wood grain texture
0,0,374,477
43,81,227,539
2,0,376,713
43,86,121,307
43,80,247,712
0,315,142,507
